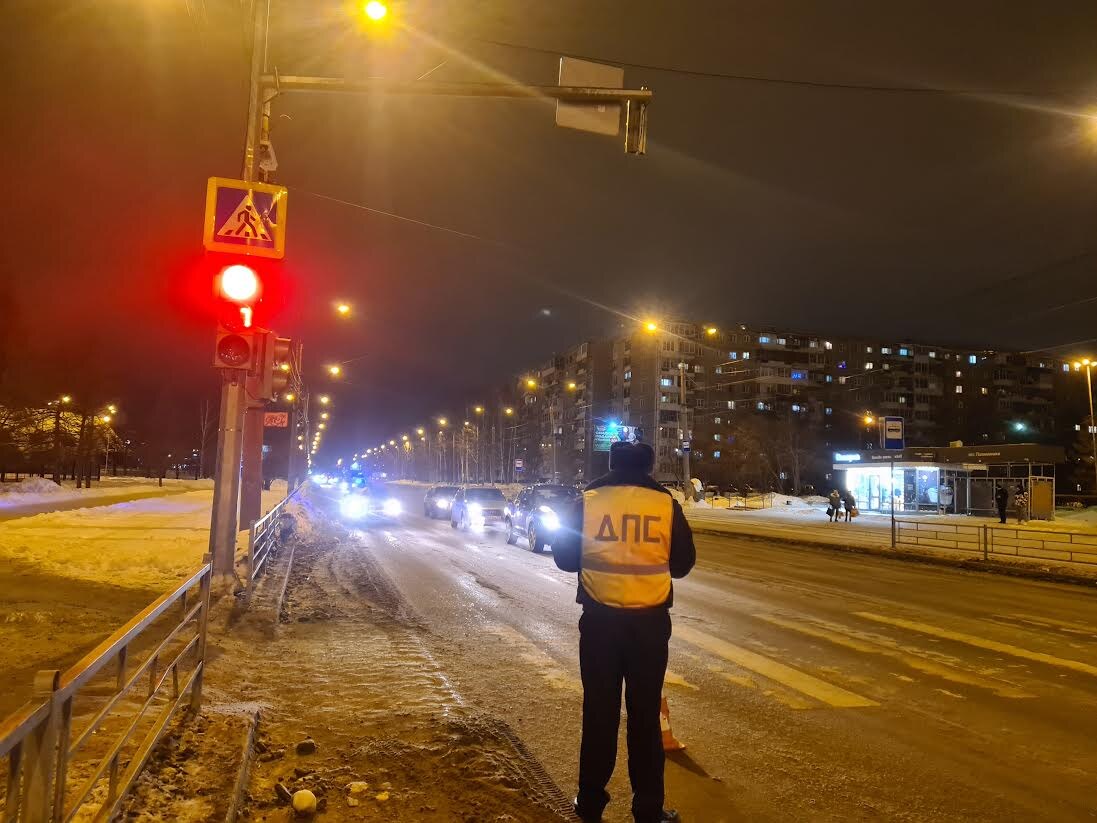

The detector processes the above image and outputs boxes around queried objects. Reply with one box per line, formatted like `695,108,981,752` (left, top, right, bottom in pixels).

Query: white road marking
674,625,877,709
856,612,1097,679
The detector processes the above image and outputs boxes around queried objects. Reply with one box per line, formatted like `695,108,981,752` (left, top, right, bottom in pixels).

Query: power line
461,33,1063,97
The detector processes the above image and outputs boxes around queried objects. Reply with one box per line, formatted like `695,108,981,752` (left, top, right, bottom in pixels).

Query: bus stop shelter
832,443,1064,521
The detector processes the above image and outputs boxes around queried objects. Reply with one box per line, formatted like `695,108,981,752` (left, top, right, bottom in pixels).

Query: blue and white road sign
881,417,905,450
203,177,287,259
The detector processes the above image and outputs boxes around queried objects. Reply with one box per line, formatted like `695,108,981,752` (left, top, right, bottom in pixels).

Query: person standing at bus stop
553,441,696,823
994,483,1008,524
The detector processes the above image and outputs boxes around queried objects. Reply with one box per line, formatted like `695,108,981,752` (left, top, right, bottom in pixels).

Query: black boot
574,790,610,822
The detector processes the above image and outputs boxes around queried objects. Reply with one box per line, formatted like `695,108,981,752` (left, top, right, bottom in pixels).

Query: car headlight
467,502,483,517
382,498,402,517
340,495,368,519
339,481,349,493
538,505,560,531
435,498,451,510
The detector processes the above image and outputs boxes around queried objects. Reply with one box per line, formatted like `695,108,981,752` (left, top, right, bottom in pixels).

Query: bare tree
198,399,215,479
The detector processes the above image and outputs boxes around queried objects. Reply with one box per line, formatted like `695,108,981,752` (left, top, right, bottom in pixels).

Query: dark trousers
577,607,671,823
997,504,1007,524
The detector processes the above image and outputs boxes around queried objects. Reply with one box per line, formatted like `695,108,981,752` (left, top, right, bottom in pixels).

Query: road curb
689,526,1097,588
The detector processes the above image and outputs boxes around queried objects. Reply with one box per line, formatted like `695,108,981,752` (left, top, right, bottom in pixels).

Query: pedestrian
841,489,856,523
1015,483,1029,525
828,489,842,523
994,483,1008,524
553,441,695,823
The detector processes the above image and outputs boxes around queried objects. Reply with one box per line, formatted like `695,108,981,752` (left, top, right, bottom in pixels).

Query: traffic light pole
209,370,248,580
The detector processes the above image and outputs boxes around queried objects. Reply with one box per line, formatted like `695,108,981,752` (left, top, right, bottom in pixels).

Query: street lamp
644,321,658,333
567,381,577,391
320,412,329,420
438,418,448,427
319,395,331,405
284,392,296,402
335,302,352,317
416,427,425,436
525,378,537,390
61,395,71,404
705,326,718,337
863,414,876,426
1073,359,1097,496
363,1,387,21
504,407,514,416
328,365,342,377
474,406,484,414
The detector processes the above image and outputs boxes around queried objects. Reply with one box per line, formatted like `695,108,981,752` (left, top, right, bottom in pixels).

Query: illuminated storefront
832,444,1064,519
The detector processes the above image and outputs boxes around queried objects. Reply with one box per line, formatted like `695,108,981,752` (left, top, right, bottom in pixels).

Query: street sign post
556,57,624,137
880,416,905,548
203,177,288,259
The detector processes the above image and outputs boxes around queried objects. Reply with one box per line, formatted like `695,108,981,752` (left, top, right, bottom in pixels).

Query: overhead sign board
263,412,288,428
592,422,618,452
203,177,287,259
556,57,624,136
881,416,905,450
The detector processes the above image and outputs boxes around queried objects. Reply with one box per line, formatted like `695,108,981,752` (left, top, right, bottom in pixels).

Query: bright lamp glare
340,495,369,519
364,1,387,20
382,498,402,517
220,265,258,301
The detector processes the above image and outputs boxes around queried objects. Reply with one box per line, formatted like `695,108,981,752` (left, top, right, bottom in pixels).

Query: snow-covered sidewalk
0,487,285,590
0,477,213,519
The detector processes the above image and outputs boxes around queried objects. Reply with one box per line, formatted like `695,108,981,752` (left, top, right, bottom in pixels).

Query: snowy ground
0,476,214,511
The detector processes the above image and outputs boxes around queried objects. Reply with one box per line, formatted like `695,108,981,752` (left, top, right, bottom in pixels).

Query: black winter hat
609,441,655,474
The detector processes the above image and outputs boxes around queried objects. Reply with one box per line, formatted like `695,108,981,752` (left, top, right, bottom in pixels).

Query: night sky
5,0,1097,457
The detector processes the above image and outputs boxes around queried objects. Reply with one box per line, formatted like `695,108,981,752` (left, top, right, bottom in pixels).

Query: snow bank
0,488,286,590
0,477,65,496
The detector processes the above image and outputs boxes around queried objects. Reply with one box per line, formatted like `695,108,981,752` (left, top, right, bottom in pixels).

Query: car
504,484,581,553
423,485,460,519
339,483,403,521
450,486,508,531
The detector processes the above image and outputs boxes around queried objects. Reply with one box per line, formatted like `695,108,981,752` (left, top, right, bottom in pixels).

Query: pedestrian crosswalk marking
487,625,581,693
856,613,1097,679
995,613,1097,638
674,625,878,709
757,614,1034,699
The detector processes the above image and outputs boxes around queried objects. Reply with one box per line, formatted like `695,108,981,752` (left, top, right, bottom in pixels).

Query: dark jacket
994,487,1008,508
552,469,696,611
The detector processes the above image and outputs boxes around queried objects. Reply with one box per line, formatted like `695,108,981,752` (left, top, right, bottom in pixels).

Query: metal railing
895,518,1097,566
0,559,212,822
243,483,304,587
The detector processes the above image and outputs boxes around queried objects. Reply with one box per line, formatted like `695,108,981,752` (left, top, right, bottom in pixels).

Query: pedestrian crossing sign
203,177,287,259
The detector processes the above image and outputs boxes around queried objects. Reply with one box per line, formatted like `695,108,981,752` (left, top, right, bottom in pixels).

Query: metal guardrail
244,483,304,587
0,559,212,822
896,518,1097,566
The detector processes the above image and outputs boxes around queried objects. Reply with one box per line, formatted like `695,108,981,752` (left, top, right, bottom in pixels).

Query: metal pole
890,454,896,548
1087,365,1097,498
209,371,248,580
679,361,691,501
239,403,264,527
550,403,557,483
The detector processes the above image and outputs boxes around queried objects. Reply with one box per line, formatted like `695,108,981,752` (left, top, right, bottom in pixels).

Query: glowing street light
401,434,409,441
438,417,448,427
705,326,718,336
328,365,342,377
363,1,387,21
416,427,425,436
567,381,578,391
504,407,514,416
320,412,330,420
644,321,658,333
318,423,326,430
863,414,876,426
525,378,537,389
107,404,118,414
335,302,352,317
474,406,484,414
284,392,296,402
319,395,331,405
61,395,71,404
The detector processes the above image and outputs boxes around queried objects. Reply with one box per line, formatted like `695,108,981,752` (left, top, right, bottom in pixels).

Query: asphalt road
321,484,1097,822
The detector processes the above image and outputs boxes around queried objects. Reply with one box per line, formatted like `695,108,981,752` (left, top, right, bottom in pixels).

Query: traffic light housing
214,328,260,371
261,334,294,400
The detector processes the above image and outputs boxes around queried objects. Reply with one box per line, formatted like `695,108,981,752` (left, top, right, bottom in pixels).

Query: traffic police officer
553,441,696,823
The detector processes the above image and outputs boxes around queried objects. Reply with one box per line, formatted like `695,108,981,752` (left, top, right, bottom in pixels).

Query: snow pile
0,488,286,590
0,477,64,496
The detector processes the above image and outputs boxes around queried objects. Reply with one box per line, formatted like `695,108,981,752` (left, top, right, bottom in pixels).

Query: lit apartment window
743,352,751,360
1063,364,1071,373
623,370,632,381
968,355,978,364
713,434,721,441
825,375,833,383
726,401,736,410
838,376,848,385
728,351,737,359
955,370,962,378
955,385,963,394
899,347,910,356
883,364,890,370
866,346,873,353
1076,424,1082,432
777,337,786,345
980,387,988,395
791,403,801,412
825,407,833,415
791,370,807,380
809,340,818,348
899,396,907,404
824,341,833,350
881,347,891,355
759,335,771,344
714,417,722,424
660,378,673,388
929,351,936,358
756,401,766,411
713,450,721,459
865,362,874,370
715,366,722,374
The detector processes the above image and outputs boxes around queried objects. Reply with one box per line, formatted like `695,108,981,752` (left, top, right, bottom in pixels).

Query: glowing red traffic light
219,264,259,302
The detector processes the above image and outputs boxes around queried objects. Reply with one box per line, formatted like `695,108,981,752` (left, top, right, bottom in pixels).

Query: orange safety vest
580,486,672,608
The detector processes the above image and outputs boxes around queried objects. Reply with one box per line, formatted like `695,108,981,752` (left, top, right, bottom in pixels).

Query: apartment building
507,321,1083,487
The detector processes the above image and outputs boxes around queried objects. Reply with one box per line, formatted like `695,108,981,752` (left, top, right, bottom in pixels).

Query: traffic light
260,334,293,400
215,262,261,330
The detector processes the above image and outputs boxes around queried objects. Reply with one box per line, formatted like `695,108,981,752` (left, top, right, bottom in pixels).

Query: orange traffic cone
660,695,685,752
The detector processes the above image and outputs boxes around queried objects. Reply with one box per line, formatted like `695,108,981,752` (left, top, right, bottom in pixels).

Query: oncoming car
339,483,403,522
450,486,508,531
504,484,581,553
423,485,459,519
